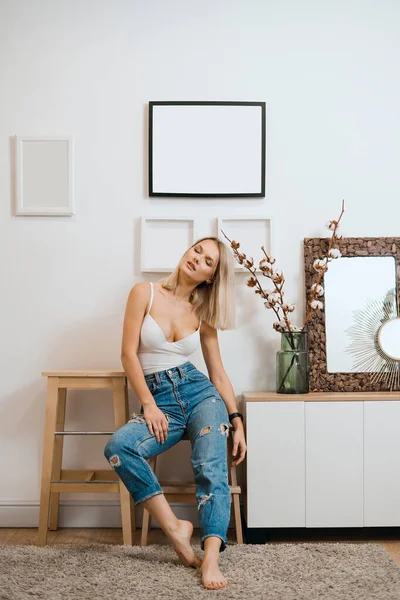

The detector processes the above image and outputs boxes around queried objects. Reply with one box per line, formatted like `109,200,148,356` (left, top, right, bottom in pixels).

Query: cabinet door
246,402,305,528
306,402,363,527
364,401,400,526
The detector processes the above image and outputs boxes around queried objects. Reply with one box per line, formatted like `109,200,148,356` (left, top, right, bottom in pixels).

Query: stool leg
141,456,157,546
228,436,244,545
141,508,151,546
38,377,60,546
112,377,134,545
48,387,67,530
232,493,243,544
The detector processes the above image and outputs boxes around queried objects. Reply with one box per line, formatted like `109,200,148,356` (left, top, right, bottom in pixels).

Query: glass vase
276,331,309,394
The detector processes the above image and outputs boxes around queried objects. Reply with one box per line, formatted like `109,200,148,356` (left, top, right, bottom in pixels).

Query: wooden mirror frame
303,237,400,392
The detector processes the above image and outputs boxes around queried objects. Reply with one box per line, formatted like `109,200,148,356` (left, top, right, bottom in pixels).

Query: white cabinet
244,392,400,529
305,402,363,527
246,402,305,528
364,401,400,526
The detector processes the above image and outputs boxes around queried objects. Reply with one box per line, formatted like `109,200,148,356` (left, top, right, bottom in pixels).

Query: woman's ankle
165,518,182,534
202,552,220,567
202,536,222,557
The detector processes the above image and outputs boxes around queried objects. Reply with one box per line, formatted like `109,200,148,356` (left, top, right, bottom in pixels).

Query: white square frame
15,135,75,216
141,216,196,272
217,216,273,272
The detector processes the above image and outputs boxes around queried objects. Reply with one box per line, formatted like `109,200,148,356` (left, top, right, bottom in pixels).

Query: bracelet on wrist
229,412,244,425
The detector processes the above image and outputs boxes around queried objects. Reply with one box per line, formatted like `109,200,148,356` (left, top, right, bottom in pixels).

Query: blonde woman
104,237,247,590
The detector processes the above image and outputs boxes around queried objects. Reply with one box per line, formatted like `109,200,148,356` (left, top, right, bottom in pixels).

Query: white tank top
137,282,202,375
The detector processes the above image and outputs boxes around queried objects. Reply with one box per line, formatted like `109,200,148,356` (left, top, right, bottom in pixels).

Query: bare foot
200,558,228,589
168,519,202,568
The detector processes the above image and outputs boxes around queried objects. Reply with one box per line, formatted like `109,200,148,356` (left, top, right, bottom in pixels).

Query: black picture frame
148,101,266,198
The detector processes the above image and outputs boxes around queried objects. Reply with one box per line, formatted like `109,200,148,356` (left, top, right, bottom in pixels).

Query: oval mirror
378,317,400,360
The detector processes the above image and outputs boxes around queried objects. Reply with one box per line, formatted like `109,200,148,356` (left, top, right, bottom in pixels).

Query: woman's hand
142,404,169,444
231,427,247,466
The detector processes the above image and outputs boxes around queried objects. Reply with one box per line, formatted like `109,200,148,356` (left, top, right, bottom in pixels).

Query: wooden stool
141,431,243,546
38,370,134,546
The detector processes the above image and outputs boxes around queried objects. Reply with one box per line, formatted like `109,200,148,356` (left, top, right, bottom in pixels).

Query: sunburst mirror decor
304,237,400,392
345,288,400,390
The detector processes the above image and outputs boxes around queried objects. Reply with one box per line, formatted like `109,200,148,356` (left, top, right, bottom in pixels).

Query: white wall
1,0,399,527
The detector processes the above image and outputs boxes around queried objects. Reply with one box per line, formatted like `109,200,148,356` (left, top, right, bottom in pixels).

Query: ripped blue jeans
104,361,231,552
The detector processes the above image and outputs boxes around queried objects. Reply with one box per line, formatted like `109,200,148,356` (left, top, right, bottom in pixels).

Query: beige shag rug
0,542,399,599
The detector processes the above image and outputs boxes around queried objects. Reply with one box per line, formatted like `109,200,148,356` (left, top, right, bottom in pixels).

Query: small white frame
217,216,273,272
15,135,75,216
141,216,196,272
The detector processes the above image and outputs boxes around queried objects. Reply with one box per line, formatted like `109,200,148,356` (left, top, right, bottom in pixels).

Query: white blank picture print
217,217,273,272
15,136,74,216
141,217,196,272
149,102,266,197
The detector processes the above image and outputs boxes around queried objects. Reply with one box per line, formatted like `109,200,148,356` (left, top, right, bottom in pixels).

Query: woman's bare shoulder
129,281,151,295
125,280,168,304
125,282,152,308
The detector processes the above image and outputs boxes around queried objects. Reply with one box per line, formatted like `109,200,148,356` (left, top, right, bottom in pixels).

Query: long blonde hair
161,236,236,330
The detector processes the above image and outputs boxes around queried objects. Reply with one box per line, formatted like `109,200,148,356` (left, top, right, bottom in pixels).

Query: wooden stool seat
141,433,244,547
38,370,134,546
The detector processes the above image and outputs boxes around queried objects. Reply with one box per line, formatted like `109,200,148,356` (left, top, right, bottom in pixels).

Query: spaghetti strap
147,282,154,315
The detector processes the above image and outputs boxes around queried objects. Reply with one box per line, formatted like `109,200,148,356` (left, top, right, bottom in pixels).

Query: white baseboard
0,500,238,529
